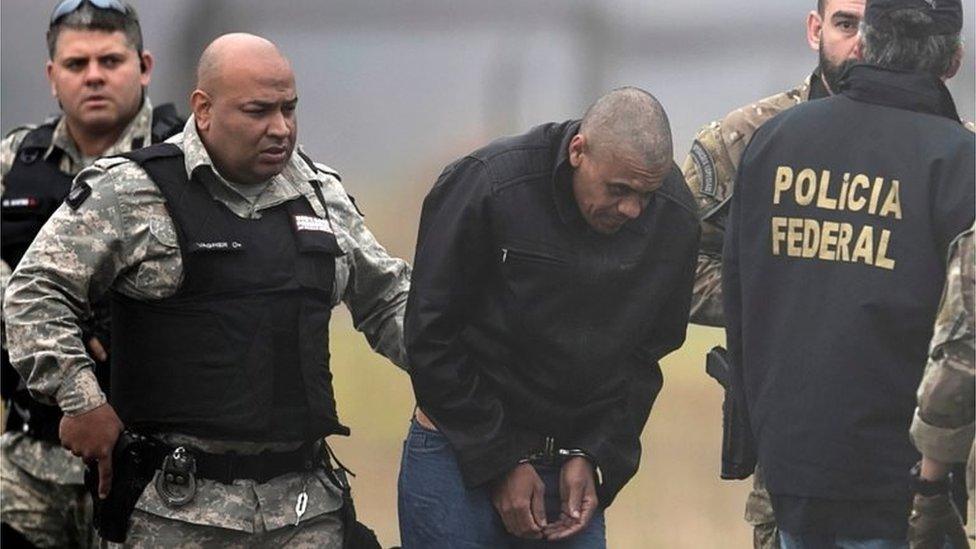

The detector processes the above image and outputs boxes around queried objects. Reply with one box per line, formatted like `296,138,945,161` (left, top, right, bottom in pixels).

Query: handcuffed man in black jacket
399,87,700,548
723,0,974,546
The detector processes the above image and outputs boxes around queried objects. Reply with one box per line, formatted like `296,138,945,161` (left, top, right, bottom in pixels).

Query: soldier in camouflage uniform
681,1,865,547
4,33,409,547
0,2,183,547
907,225,974,549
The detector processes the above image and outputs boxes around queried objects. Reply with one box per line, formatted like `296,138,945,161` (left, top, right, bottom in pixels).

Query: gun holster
84,431,159,543
705,346,758,480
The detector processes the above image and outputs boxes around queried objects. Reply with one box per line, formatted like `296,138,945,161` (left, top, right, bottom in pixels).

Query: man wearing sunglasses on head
0,1,183,547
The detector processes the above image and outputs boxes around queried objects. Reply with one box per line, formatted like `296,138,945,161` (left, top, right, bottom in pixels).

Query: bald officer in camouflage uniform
907,225,974,549
680,2,866,547
0,2,182,547
4,33,409,547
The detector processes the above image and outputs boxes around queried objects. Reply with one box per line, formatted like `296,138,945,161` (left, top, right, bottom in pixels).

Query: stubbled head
569,86,673,235
191,33,297,185
45,0,152,136
807,0,867,92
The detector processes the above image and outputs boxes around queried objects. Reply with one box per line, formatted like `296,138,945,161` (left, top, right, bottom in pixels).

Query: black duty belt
4,393,63,444
133,436,324,484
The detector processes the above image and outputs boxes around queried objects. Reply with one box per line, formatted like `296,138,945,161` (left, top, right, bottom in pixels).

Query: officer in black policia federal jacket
723,0,975,546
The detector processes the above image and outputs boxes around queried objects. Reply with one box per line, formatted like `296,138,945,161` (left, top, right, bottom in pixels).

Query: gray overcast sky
3,0,973,193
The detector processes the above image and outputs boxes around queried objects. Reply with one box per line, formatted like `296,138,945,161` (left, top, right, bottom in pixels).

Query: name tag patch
1,197,38,209
191,241,244,252
293,214,333,234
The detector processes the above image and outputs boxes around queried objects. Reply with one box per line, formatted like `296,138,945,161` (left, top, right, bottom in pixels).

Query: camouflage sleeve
0,259,11,342
3,158,178,415
320,172,411,370
680,121,738,327
910,228,975,464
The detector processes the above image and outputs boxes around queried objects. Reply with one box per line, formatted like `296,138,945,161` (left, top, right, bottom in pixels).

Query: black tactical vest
110,143,349,442
1,104,183,268
1,105,184,441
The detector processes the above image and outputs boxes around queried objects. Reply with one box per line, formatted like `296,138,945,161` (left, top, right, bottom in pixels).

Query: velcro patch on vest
190,241,245,252
1,197,39,210
66,182,92,210
293,214,334,235
690,140,718,198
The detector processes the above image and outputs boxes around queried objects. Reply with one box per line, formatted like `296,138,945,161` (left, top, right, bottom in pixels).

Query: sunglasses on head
50,0,129,26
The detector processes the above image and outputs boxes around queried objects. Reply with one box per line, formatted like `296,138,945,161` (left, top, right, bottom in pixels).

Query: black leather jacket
406,120,700,506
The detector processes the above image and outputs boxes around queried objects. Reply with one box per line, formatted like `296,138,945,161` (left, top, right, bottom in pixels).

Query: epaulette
296,147,341,181
313,162,342,181
93,156,132,170
294,148,365,216
120,142,182,165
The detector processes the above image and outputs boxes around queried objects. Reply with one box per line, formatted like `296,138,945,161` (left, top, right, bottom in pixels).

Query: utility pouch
85,431,158,543
705,346,757,480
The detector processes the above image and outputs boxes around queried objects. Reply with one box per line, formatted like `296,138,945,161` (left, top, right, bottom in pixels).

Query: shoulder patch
313,162,342,181
66,181,92,210
689,140,718,198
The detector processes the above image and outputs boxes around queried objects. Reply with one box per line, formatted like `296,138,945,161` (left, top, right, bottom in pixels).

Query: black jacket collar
552,120,583,226
809,67,831,101
838,63,961,123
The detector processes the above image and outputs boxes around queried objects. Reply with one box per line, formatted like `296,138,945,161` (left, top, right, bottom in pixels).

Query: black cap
864,0,963,36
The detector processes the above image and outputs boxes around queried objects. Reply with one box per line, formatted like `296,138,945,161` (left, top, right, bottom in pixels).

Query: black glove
908,493,969,549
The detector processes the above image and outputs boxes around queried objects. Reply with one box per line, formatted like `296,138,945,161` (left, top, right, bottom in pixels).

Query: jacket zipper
500,247,568,266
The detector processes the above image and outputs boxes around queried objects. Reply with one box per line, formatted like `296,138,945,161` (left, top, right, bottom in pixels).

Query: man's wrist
56,368,107,416
910,461,951,496
919,456,950,481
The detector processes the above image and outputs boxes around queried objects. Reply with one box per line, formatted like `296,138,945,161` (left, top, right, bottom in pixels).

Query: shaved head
579,86,673,170
191,33,298,185
196,33,290,96
569,86,674,234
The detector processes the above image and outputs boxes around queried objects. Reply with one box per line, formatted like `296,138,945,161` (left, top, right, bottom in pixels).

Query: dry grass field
328,312,754,548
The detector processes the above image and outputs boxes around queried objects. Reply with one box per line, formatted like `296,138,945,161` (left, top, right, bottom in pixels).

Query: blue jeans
398,419,606,549
779,531,908,549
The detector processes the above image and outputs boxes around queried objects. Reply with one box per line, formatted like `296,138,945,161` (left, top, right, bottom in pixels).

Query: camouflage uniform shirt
1,99,155,487
3,116,411,531
910,225,975,506
681,72,828,327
